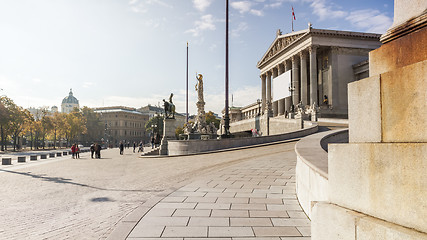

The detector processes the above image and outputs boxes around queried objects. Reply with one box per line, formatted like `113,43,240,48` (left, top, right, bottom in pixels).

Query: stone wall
311,2,427,238
295,129,348,218
168,123,318,156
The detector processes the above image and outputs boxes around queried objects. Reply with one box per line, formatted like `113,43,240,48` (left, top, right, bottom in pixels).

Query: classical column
266,71,272,113
309,45,318,105
300,51,308,106
278,63,284,75
261,74,266,114
285,59,291,72
272,67,279,116
291,55,300,108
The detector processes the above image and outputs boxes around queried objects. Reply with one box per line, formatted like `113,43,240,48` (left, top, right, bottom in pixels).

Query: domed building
61,89,80,113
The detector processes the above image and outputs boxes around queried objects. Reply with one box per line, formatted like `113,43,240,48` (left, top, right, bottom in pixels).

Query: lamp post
257,99,261,116
223,0,231,138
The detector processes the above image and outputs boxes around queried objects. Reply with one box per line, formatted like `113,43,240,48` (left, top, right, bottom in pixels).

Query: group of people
70,144,80,159
150,132,161,149
90,143,102,158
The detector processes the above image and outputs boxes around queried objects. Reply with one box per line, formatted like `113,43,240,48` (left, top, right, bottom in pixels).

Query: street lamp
256,99,261,116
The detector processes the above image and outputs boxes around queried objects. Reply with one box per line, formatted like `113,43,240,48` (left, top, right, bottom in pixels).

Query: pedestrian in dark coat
90,144,95,158
119,141,124,155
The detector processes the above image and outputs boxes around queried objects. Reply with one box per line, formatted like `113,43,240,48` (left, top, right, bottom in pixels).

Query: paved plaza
0,141,310,239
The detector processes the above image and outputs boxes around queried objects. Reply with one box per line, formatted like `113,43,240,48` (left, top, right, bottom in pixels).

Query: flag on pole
292,6,296,20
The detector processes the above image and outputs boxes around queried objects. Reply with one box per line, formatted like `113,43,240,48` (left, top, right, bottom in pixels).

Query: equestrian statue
163,93,175,119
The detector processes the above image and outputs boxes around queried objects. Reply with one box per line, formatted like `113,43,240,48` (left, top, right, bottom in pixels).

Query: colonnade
260,46,318,116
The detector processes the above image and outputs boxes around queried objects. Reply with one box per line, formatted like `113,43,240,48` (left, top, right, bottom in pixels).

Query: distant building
94,106,149,145
137,104,187,129
61,89,79,113
27,106,58,119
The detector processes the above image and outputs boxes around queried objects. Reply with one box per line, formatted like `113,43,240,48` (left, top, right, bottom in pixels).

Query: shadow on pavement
0,169,164,193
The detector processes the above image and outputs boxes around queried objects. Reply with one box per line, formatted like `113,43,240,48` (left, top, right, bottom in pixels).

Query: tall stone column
285,59,291,72
261,74,266,114
300,51,308,106
272,67,279,116
266,71,272,115
309,45,318,105
291,55,300,109
278,63,283,75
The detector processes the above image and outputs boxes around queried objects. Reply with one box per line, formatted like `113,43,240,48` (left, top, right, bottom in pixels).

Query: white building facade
257,27,382,118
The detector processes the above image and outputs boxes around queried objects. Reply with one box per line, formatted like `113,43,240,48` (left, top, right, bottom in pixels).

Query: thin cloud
231,1,253,14
231,22,249,37
231,1,264,16
193,0,212,12
346,9,392,33
310,0,347,20
185,14,216,37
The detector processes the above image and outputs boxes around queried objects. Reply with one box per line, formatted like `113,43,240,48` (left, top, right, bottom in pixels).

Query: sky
0,0,393,115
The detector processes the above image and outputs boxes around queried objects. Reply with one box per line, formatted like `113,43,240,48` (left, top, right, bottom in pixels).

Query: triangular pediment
257,30,308,68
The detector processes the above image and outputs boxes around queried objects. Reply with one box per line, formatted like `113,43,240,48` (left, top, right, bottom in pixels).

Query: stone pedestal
2,158,11,165
312,2,427,238
159,118,177,155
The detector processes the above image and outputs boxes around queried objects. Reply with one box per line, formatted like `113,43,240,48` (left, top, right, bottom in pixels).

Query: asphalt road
0,142,298,240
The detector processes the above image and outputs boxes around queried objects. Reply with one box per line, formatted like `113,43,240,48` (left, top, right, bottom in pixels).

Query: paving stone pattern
127,145,311,239
0,142,307,240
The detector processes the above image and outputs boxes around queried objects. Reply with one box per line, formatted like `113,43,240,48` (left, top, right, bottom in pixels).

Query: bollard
18,156,26,163
2,158,12,165
56,152,62,157
30,155,37,161
41,154,47,159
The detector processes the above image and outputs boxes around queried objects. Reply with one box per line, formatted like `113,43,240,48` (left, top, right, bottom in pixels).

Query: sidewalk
119,143,311,239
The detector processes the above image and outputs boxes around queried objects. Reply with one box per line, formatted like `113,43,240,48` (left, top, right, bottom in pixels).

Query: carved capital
309,45,319,54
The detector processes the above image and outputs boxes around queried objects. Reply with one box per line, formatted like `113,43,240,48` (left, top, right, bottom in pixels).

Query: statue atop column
195,73,204,103
182,73,217,137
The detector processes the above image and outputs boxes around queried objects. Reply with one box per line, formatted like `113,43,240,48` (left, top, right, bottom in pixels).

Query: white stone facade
257,27,382,118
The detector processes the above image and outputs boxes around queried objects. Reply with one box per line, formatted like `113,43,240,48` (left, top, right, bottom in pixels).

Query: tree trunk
53,129,57,150
0,125,3,151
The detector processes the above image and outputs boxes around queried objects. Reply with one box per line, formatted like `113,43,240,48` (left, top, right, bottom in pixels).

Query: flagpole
186,42,189,123
224,0,230,137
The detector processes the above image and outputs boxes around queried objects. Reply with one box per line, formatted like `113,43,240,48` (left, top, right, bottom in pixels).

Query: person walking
71,144,76,159
133,142,136,153
90,143,95,158
151,136,155,149
138,141,143,153
95,143,101,158
76,145,80,158
119,141,124,155
155,132,161,147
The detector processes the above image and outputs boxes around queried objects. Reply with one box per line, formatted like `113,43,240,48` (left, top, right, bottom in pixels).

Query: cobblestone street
0,142,300,239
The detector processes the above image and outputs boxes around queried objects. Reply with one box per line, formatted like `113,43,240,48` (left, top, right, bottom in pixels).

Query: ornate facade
257,26,382,118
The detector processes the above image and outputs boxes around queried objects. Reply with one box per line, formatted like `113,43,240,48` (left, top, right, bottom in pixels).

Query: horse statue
163,93,175,119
